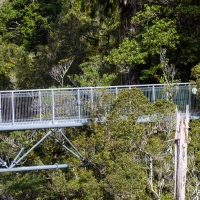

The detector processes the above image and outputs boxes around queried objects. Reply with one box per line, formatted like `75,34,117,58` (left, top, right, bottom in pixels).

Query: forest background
0,0,200,199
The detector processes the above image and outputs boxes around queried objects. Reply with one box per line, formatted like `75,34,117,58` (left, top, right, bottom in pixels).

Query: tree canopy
0,0,200,88
0,1,200,199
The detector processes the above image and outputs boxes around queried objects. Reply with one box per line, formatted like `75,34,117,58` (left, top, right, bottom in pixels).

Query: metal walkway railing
0,83,194,131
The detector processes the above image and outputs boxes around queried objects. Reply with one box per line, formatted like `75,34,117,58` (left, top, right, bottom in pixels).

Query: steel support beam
0,164,70,172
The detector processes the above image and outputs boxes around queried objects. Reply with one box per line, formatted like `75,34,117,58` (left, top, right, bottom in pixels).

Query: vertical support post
39,90,42,121
52,90,55,124
77,89,81,122
152,85,155,103
11,91,15,125
174,105,189,200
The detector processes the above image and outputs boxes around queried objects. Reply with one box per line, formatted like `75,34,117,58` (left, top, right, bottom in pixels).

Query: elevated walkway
0,83,198,172
0,83,197,131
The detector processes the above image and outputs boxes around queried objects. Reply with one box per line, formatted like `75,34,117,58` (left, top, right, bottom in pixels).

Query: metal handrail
0,82,191,93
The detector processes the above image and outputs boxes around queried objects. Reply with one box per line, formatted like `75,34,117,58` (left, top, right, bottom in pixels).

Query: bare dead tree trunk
174,105,189,200
149,156,161,200
49,57,74,87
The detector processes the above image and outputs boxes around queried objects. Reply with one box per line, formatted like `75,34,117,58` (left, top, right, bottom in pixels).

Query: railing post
52,90,55,124
188,83,191,112
152,85,155,103
115,87,118,99
90,88,93,104
39,90,42,121
11,92,15,125
90,88,93,116
77,89,81,122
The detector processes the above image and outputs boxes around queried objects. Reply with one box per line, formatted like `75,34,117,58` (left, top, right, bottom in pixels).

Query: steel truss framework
0,128,85,172
0,83,198,172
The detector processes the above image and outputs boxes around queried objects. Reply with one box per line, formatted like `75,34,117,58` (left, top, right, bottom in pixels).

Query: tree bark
174,106,189,200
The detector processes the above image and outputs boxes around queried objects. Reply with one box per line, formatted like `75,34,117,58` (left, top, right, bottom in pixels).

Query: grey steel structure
0,83,195,172
0,83,193,131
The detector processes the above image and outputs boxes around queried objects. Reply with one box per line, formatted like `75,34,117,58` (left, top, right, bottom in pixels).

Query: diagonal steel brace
0,128,85,172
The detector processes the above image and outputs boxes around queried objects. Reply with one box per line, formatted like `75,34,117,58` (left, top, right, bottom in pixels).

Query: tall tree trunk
174,106,189,200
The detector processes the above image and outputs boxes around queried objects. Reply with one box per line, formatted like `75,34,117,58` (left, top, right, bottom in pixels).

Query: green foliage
105,38,147,74
109,88,152,121
0,39,35,89
104,3,181,83
46,0,120,87
140,64,162,82
4,173,45,199
0,0,62,51
72,88,175,199
187,119,200,199
0,0,200,198
75,55,116,86
0,40,22,74
144,21,177,54
0,1,197,87
152,99,176,134
1,0,200,87
191,62,200,87
105,1,200,83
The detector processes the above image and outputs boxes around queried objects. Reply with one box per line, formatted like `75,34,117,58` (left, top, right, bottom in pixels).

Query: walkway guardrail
0,83,194,131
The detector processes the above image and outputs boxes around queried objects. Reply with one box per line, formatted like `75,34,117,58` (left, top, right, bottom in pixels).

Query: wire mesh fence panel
89,88,114,119
154,87,163,100
39,91,53,121
140,86,155,102
173,86,190,112
15,91,40,122
79,89,92,119
1,93,12,123
54,90,78,120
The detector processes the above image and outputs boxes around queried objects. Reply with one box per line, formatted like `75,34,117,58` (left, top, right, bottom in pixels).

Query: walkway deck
0,83,196,131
